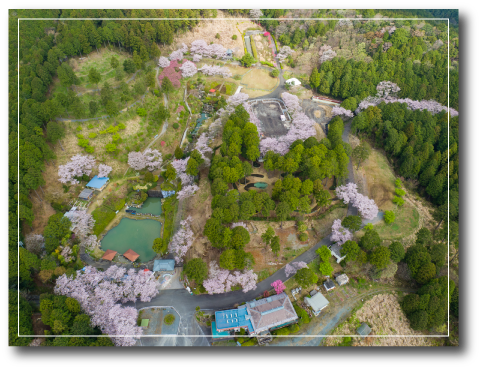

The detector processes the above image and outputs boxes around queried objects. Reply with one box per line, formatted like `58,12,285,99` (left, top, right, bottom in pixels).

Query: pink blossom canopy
58,154,96,185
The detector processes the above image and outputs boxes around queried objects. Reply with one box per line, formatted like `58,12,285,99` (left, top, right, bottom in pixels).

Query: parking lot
250,100,289,137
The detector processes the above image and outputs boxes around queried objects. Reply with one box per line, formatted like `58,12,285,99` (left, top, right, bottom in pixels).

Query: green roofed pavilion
141,319,149,327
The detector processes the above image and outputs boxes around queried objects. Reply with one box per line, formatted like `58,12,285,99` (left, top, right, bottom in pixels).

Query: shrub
299,233,308,242
88,132,97,139
164,314,175,325
232,35,237,40
137,108,147,116
173,123,179,129
144,172,154,182
270,69,279,77
76,126,82,131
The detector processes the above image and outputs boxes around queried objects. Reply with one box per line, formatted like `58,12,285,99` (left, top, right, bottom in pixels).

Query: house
78,188,94,201
329,243,346,263
304,292,329,316
153,259,175,273
86,175,110,191
336,274,349,286
285,78,301,87
102,249,117,261
214,293,298,335
324,278,336,292
357,322,371,336
246,293,298,334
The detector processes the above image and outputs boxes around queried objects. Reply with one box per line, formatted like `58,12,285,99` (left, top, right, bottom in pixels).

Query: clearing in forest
241,68,278,90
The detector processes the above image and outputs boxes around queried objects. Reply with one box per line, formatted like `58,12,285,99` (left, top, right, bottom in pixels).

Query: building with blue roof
214,305,255,334
211,321,232,341
153,259,175,273
86,175,110,191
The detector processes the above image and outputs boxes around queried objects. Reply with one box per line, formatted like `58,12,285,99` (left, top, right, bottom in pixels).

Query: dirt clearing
241,68,278,90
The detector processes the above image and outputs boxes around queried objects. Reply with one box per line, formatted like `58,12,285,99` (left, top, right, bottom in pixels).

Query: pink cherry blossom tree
292,261,308,270
55,265,158,346
330,219,353,245
203,262,257,294
335,183,378,220
80,234,100,252
143,148,163,171
128,151,146,171
281,92,302,114
271,280,286,294
198,64,232,78
65,209,95,238
168,216,195,263
190,40,212,56
179,43,188,53
331,106,354,118
158,56,170,68
284,261,308,277
319,45,337,64
179,60,198,78
194,132,213,163
158,60,182,88
58,154,96,184
24,234,44,255
376,81,401,98
192,54,202,62
227,92,249,106
169,49,184,61
284,263,297,277
249,9,263,18
177,184,200,200
277,46,293,63
98,164,112,178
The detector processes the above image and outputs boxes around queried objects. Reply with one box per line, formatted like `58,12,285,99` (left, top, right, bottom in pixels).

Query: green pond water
129,197,162,215
101,218,161,262
254,182,268,188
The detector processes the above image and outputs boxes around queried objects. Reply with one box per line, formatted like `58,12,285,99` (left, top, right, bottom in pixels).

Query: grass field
371,202,420,242
241,68,278,90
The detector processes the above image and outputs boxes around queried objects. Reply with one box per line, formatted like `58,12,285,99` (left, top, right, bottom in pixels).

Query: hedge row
251,38,258,60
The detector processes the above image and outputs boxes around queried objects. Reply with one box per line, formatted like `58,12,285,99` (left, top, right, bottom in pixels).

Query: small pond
101,218,161,262
244,182,269,190
129,197,162,215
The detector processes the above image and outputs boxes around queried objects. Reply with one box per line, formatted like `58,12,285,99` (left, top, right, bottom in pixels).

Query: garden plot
251,34,276,64
249,100,289,138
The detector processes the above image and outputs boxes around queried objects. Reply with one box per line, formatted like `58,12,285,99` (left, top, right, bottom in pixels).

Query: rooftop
324,279,335,290
153,259,175,272
86,175,109,189
336,274,349,285
304,292,329,312
215,306,254,332
246,293,298,334
211,321,232,339
357,322,371,336
123,249,140,262
78,188,94,199
102,249,117,261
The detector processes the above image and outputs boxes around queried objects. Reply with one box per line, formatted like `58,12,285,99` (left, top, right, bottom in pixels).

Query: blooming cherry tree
177,184,200,200
335,183,379,220
319,45,337,64
98,164,112,178
55,265,159,346
198,64,232,78
230,222,248,230
271,280,286,294
179,60,198,78
143,148,163,171
192,54,202,62
65,210,95,238
158,56,170,68
227,92,249,106
250,9,263,18
376,81,401,98
24,234,44,255
168,216,195,263
331,106,354,118
169,49,184,61
128,151,146,171
330,219,353,245
277,46,293,63
58,154,96,184
284,261,308,277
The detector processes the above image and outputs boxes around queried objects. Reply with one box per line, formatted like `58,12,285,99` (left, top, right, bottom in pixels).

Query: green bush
232,35,238,40
299,233,308,242
173,123,179,129
241,339,256,346
164,314,175,325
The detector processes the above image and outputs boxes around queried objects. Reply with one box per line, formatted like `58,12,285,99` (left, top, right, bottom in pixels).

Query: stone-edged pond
100,218,161,262
128,197,162,215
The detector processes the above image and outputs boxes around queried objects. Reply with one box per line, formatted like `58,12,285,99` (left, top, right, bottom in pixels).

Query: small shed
336,274,349,286
357,322,371,336
304,292,329,316
285,78,301,86
329,243,346,263
324,279,335,292
102,249,117,261
123,249,140,262
78,188,94,201
86,175,110,191
153,259,175,273
226,49,233,57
